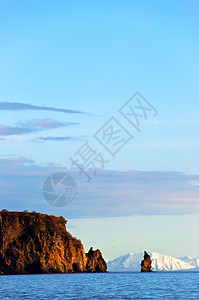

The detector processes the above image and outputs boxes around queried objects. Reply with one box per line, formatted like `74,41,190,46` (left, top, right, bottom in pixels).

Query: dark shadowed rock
0,210,107,275
141,251,152,272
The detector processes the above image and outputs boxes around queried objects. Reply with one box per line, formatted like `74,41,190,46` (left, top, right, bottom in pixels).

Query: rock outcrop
141,251,152,272
0,210,107,275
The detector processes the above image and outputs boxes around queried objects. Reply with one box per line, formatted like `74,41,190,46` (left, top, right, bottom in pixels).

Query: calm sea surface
0,272,198,299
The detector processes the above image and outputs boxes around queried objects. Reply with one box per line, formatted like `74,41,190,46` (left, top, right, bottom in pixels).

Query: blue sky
0,0,199,259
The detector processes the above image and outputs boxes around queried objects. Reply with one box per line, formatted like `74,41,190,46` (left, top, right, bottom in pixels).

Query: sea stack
141,251,153,272
0,210,107,275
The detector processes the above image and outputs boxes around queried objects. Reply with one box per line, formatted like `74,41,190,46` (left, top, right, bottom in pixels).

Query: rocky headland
0,210,107,275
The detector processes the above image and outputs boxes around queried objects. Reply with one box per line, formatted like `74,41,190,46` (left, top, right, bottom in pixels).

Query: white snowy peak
150,252,195,271
107,251,197,272
178,256,199,268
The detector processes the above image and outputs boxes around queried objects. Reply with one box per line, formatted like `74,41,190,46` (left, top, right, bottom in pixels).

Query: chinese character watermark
94,117,133,157
43,91,158,206
119,91,158,131
69,141,109,182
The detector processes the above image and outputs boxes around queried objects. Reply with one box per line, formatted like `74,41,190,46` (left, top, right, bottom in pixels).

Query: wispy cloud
34,136,82,142
0,157,34,165
0,157,199,218
0,118,77,136
19,119,78,129
0,102,86,114
0,125,32,135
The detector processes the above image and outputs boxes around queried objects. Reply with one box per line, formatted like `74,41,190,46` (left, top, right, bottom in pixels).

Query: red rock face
141,251,152,272
86,247,107,272
0,210,107,275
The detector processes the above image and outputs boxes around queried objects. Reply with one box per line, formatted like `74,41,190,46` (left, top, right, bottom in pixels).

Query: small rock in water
141,251,153,272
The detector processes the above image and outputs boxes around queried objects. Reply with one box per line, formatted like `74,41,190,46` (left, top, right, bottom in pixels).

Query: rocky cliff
141,251,152,272
0,210,107,275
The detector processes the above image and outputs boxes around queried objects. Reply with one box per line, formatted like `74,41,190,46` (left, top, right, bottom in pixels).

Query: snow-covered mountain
107,251,196,272
179,256,199,268
150,252,195,271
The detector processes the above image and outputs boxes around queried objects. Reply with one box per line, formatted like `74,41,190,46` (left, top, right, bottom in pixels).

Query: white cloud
0,157,199,218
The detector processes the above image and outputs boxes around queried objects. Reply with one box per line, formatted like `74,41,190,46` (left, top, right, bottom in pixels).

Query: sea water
0,271,198,299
